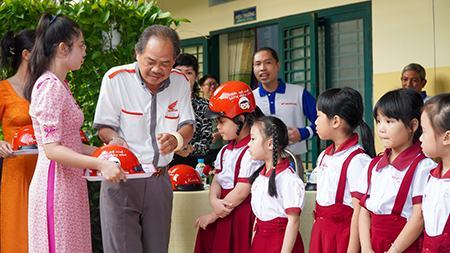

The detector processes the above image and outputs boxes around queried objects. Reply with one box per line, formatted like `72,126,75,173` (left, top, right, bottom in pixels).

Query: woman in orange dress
0,29,36,253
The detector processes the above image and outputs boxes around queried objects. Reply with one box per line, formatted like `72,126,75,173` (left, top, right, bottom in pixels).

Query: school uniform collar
260,159,291,177
324,134,359,156
135,62,170,93
376,142,422,171
430,162,450,179
225,135,251,150
258,79,286,97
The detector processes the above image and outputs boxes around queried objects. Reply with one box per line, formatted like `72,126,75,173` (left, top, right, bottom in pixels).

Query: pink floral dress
28,71,91,253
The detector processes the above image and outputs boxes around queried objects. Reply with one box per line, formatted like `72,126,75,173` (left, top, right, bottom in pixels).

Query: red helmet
80,130,89,144
12,125,37,151
206,81,256,119
89,145,143,176
168,164,204,191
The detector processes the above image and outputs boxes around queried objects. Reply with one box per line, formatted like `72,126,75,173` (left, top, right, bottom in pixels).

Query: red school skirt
370,213,421,253
422,217,450,253
194,189,255,253
250,217,304,253
309,203,353,253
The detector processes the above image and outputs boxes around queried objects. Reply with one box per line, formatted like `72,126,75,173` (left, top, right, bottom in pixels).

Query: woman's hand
195,212,219,230
96,160,126,183
0,141,14,158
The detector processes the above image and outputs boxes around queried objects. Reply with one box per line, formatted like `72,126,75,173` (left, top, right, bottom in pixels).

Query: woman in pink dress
25,14,125,253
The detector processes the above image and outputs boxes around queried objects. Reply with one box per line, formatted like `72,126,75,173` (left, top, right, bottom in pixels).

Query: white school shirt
315,135,371,207
93,62,195,167
356,143,436,219
422,163,450,236
214,136,264,189
251,159,305,221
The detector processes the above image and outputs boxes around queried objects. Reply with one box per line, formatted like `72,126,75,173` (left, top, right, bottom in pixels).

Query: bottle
195,158,207,186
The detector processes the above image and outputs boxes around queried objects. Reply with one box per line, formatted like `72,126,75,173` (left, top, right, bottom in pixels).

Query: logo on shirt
165,100,179,119
281,102,297,106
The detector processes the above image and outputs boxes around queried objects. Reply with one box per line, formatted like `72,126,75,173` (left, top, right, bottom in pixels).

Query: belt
151,166,168,177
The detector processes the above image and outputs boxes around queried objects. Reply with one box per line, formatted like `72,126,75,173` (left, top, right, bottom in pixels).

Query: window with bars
209,2,372,172
181,45,204,77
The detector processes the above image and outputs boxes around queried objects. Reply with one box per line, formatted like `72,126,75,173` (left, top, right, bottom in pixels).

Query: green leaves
0,1,188,252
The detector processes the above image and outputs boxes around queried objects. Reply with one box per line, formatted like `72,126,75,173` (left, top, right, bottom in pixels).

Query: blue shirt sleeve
298,89,317,140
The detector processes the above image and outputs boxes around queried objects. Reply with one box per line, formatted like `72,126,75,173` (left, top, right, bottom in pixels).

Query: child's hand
195,212,218,230
211,198,233,218
361,247,375,253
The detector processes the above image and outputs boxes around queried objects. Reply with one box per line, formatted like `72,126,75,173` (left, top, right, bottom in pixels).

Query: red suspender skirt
309,149,365,253
194,146,255,253
250,217,304,253
361,153,426,253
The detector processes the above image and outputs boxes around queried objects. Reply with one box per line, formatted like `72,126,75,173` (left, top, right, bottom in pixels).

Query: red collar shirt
422,163,450,236
214,136,264,190
315,135,371,207
356,143,436,218
251,159,305,221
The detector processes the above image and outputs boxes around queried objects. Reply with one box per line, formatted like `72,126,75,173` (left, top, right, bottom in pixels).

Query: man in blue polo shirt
252,47,317,178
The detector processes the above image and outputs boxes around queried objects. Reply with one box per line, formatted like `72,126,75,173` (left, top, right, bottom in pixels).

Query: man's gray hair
402,63,426,81
135,24,180,58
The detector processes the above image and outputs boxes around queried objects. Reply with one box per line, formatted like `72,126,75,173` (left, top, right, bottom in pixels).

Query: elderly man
401,63,430,101
93,25,195,253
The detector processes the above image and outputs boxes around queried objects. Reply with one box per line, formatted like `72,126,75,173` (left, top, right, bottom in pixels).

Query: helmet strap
233,116,245,137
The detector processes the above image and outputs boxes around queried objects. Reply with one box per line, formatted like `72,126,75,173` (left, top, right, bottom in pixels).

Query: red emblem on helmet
168,164,204,191
13,125,37,151
89,145,143,177
206,81,255,119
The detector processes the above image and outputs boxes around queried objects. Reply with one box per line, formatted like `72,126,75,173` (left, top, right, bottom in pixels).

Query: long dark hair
374,88,424,142
249,116,289,197
1,29,35,73
317,87,375,157
25,14,81,101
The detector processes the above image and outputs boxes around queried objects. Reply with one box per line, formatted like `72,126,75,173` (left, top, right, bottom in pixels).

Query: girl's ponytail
268,124,278,197
359,120,375,157
1,29,35,73
25,14,81,101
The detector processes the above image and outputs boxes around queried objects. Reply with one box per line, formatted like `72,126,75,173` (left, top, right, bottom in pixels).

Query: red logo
168,101,178,112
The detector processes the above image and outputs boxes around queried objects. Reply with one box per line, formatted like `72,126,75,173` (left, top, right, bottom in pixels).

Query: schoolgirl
419,93,450,253
309,87,375,253
248,116,305,253
194,81,263,253
358,88,436,253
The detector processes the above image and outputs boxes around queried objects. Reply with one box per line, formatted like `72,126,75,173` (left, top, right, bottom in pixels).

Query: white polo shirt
253,80,316,155
251,159,305,221
214,136,264,190
93,62,195,167
315,135,371,208
356,143,436,219
422,163,450,236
